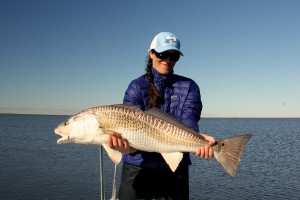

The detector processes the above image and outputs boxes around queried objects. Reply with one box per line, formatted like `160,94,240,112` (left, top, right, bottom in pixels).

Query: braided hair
145,51,164,108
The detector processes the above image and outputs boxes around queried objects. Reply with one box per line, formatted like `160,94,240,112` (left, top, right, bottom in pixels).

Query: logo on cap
165,35,177,44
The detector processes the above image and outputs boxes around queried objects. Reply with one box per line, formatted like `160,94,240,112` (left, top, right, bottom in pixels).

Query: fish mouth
54,128,61,136
54,128,69,144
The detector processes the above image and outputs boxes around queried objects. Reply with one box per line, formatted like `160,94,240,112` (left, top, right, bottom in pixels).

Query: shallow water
0,115,299,199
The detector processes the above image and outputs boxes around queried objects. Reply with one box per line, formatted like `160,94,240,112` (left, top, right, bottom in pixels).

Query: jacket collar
152,67,174,83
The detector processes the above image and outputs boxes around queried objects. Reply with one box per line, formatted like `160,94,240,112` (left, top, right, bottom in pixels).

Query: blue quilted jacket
122,67,202,169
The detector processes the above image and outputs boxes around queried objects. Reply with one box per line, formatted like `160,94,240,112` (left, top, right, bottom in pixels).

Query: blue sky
0,0,299,117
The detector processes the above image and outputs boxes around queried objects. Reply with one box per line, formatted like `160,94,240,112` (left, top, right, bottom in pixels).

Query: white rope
99,146,105,200
110,163,118,200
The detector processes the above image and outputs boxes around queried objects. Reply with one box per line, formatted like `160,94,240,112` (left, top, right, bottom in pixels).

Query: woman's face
149,50,180,75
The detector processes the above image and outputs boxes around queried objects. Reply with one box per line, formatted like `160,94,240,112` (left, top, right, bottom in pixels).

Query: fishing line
99,146,105,200
110,164,118,200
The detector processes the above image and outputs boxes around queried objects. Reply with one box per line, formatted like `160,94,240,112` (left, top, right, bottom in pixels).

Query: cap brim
154,46,184,56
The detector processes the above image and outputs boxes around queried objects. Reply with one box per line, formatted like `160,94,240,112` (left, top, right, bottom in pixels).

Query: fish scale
93,105,205,152
54,104,251,178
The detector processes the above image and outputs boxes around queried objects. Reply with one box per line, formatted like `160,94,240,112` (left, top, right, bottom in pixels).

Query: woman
107,32,215,200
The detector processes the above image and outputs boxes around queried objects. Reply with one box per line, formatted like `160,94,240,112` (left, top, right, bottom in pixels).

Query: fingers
195,145,214,159
208,146,213,158
201,133,216,146
112,134,126,148
106,135,113,147
195,133,215,159
106,133,131,153
114,134,124,148
203,145,209,158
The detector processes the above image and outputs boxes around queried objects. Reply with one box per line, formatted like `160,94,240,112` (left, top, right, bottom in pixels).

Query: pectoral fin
101,128,123,136
102,144,122,164
161,152,183,172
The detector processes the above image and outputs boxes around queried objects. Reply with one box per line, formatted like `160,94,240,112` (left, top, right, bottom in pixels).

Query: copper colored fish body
54,104,251,178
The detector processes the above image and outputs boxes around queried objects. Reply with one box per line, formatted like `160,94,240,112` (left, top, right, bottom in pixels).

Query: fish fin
101,128,121,135
161,152,183,172
213,134,252,178
100,128,123,164
102,144,122,164
112,104,142,111
57,137,71,144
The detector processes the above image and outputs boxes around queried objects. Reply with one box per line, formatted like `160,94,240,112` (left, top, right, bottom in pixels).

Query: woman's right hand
195,133,215,159
106,133,137,154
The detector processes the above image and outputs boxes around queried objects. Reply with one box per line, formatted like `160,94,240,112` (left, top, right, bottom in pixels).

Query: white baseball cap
149,32,183,56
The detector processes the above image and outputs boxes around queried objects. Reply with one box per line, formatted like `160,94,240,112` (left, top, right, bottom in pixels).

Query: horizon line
0,112,299,119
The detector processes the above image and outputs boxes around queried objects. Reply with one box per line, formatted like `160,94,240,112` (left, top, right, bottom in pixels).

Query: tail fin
213,134,252,178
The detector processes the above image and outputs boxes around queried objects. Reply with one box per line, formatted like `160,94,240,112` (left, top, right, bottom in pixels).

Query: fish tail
213,134,252,178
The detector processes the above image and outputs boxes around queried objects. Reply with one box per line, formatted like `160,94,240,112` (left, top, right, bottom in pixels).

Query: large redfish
54,104,251,178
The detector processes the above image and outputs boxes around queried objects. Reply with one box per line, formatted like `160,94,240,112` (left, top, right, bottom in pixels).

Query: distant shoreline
0,113,299,119
0,113,71,117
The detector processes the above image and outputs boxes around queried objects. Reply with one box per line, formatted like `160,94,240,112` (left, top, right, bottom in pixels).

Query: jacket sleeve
123,79,146,110
180,81,202,132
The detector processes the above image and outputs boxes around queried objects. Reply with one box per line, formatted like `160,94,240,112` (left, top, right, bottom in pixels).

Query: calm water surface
0,115,299,199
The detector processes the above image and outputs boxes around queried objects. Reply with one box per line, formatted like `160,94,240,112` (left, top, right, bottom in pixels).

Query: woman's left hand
195,133,215,159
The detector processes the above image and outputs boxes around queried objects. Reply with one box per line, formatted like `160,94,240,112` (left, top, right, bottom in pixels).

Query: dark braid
146,54,164,108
